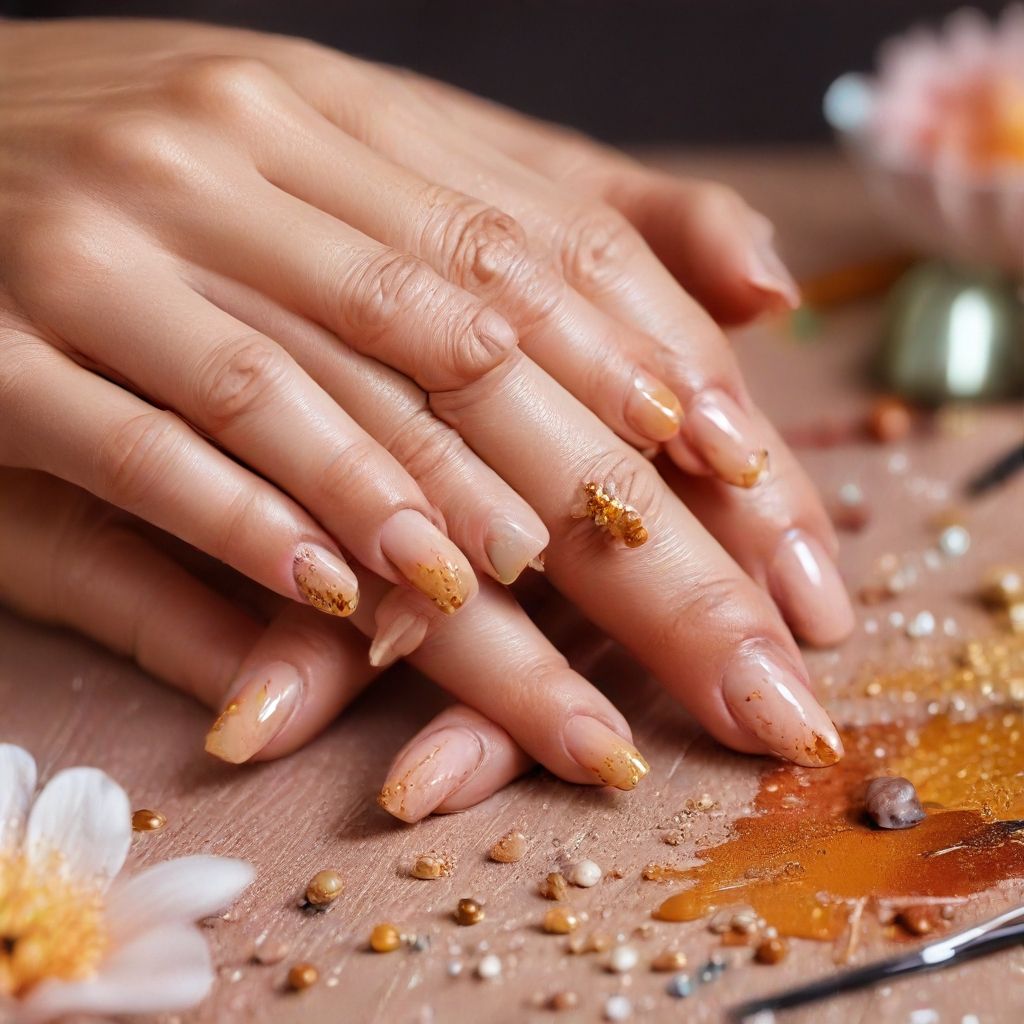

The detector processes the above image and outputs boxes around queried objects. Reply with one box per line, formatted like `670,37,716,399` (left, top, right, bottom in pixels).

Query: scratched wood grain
2,151,1023,1024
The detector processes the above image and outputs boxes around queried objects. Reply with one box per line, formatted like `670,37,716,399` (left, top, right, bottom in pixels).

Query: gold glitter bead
539,872,568,900
754,937,789,965
542,907,580,934
410,853,454,880
454,898,485,926
305,869,343,907
287,962,319,990
651,950,688,972
131,808,167,832
369,923,402,953
488,831,527,863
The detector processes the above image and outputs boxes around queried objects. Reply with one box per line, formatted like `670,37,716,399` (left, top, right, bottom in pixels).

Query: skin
0,20,856,819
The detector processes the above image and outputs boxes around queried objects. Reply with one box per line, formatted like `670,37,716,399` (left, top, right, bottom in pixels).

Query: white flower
0,744,253,1023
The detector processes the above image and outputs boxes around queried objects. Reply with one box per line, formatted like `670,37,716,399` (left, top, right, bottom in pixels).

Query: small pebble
286,963,318,991
370,923,402,953
604,994,632,1021
411,934,431,952
131,808,167,832
411,853,454,880
543,907,580,935
549,991,579,1011
539,872,569,901
865,776,926,830
665,973,693,998
651,950,688,972
754,937,789,964
567,859,602,888
304,869,344,907
607,945,639,973
446,959,463,977
488,830,527,863
455,898,485,926
476,954,502,980
939,525,971,558
698,958,727,983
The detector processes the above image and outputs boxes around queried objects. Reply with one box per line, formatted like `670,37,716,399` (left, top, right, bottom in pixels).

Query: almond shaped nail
485,517,549,585
205,662,302,765
686,389,769,488
747,227,801,310
563,716,650,791
293,543,358,617
369,610,429,669
626,373,682,443
380,509,477,615
722,643,843,767
377,727,484,822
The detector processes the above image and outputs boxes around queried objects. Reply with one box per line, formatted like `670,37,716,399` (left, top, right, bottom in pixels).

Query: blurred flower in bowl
825,5,1024,277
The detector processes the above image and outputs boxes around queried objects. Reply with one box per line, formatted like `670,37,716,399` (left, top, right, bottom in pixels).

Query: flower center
0,853,106,998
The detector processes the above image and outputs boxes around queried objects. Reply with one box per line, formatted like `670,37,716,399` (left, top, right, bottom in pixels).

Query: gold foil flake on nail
578,482,649,548
293,549,357,617
412,559,466,614
596,747,651,790
807,733,842,767
737,450,770,489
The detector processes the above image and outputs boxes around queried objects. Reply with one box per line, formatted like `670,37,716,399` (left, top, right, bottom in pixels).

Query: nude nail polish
293,543,358,617
379,509,477,615
377,727,484,822
747,229,801,310
485,517,549,585
625,373,683,443
563,716,650,791
369,610,429,669
686,389,769,488
721,643,843,768
770,529,855,647
205,662,302,765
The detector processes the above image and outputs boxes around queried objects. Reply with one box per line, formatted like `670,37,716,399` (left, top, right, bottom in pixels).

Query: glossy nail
293,543,358,617
626,373,683,443
379,509,477,615
721,643,843,768
686,389,769,488
205,662,301,765
747,226,801,310
770,529,855,647
369,610,429,669
563,716,650,790
377,727,484,822
485,516,549,585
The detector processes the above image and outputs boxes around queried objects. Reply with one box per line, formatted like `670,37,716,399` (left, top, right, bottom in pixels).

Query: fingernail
380,509,477,615
205,662,301,764
293,543,358,617
686,389,769,488
369,610,429,669
626,372,682,443
377,726,484,822
721,643,843,767
747,227,801,310
485,516,549,585
475,308,518,355
770,529,855,647
563,716,650,791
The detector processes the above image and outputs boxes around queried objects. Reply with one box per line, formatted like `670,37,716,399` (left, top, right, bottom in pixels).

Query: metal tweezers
728,903,1024,1021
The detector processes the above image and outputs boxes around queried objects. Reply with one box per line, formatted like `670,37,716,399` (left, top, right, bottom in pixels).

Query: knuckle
194,334,288,435
166,55,274,115
385,408,461,485
72,114,194,186
344,250,436,338
559,204,638,290
102,410,185,509
314,435,387,510
655,574,745,652
576,449,662,522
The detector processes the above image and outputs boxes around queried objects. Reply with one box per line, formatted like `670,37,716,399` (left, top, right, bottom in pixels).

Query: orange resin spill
653,708,1024,941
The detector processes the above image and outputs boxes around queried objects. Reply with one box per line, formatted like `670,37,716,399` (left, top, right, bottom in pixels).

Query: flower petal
0,744,36,852
25,767,130,887
19,924,213,1022
105,855,254,945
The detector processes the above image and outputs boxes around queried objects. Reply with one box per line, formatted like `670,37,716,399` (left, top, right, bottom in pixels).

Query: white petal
19,924,213,1022
0,744,36,852
25,767,130,887
106,855,254,944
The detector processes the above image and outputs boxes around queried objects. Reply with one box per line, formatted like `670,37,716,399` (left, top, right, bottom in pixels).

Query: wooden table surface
3,149,1024,1024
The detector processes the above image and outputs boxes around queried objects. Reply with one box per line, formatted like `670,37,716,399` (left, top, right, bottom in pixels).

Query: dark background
4,1,1012,143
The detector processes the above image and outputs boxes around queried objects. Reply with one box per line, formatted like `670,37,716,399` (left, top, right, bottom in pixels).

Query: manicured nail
625,372,683,443
379,509,477,615
770,529,855,647
563,716,650,791
205,662,301,765
721,643,843,767
369,610,429,669
377,727,484,822
747,226,800,310
485,517,549,585
686,389,769,488
293,543,358,617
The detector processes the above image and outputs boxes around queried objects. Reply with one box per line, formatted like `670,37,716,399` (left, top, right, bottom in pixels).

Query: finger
197,274,549,587
400,73,800,322
0,334,360,618
11,253,478,614
430,353,846,768
346,573,652,822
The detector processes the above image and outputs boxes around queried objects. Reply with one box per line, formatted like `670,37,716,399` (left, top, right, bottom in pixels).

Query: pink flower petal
0,744,36,852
